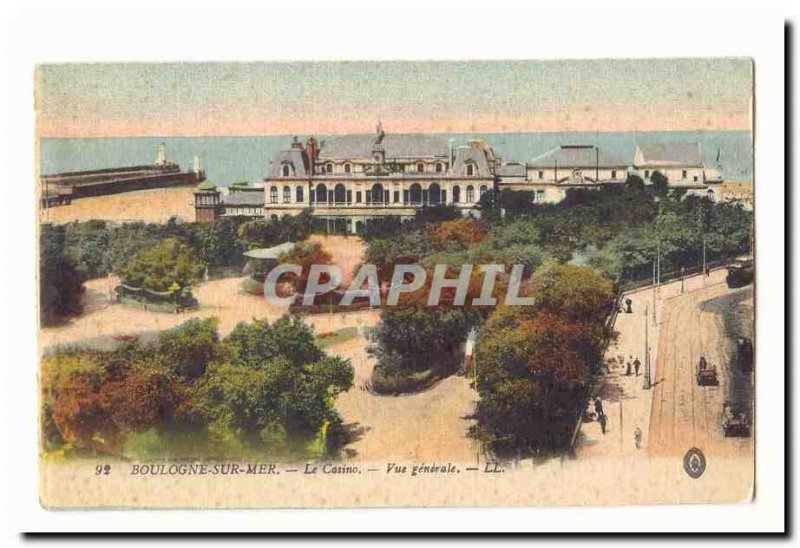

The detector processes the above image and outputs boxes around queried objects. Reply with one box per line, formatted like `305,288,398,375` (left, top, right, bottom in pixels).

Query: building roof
529,145,627,169
231,180,251,188
244,242,297,260
222,192,264,206
318,133,451,160
634,142,703,168
497,162,527,177
451,146,493,177
196,180,217,191
269,149,309,177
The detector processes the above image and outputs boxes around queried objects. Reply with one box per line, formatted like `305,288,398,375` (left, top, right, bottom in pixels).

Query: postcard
36,59,755,509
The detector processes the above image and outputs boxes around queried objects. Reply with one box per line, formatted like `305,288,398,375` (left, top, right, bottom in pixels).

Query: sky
36,59,753,138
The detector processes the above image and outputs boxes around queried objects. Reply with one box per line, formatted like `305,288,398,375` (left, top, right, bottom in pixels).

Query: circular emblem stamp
683,447,706,479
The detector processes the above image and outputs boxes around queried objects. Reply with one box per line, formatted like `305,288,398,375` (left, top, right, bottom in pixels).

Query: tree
624,174,645,192
426,218,487,250
650,170,669,197
118,238,203,292
40,224,86,325
277,241,333,294
528,264,615,325
156,318,221,380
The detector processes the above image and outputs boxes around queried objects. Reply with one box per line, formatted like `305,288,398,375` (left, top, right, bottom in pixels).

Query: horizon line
39,127,753,140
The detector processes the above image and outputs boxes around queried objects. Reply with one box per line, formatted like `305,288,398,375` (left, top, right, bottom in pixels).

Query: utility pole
652,258,657,327
644,303,651,389
702,236,707,286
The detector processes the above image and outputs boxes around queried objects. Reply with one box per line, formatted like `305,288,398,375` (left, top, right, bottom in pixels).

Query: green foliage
40,224,86,325
650,170,670,197
237,210,313,249
156,318,221,380
368,307,474,376
42,314,354,460
118,238,203,292
472,265,615,458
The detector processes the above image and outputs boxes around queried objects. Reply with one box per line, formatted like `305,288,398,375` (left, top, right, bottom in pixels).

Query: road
647,276,754,460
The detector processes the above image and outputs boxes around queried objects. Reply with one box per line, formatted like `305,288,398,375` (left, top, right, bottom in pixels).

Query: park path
328,332,479,463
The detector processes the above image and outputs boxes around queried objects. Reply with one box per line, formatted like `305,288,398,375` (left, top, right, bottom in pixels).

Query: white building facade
261,125,498,232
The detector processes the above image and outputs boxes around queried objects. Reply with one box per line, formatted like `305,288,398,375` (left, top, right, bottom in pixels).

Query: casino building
256,123,497,232
193,127,726,225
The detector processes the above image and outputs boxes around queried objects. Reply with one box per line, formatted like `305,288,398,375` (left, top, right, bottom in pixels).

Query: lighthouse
155,143,167,167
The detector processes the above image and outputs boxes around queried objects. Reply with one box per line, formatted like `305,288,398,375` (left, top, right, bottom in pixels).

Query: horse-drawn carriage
695,356,718,386
722,401,751,437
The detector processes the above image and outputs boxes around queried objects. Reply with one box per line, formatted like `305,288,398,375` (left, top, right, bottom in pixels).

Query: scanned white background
3,0,789,535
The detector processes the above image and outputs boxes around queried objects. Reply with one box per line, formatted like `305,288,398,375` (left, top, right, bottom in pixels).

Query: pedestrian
598,413,607,434
634,427,642,449
625,298,633,313
634,357,641,376
594,397,604,417
626,361,632,376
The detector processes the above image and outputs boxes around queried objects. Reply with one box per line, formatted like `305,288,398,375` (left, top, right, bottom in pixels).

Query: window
325,163,333,174
538,170,544,179
611,170,617,179
283,186,291,203
398,164,406,172
393,190,400,203
645,170,650,178
296,186,304,202
356,191,362,203
466,164,474,176
452,185,461,203
417,163,424,173
682,170,688,179
694,175,699,182
466,185,475,202
344,163,351,174
270,186,278,203
435,163,443,173
479,185,488,196
282,164,290,177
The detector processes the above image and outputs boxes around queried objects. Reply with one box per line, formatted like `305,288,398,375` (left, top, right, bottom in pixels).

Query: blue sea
39,131,753,186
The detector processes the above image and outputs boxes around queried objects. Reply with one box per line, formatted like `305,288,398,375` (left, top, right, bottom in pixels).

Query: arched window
296,186,304,203
479,185,488,196
466,185,475,203
282,164,290,177
283,186,291,203
271,214,279,221
417,163,424,173
270,186,278,203
429,183,442,204
466,164,474,176
334,184,346,204
371,184,385,204
315,183,328,203
452,185,461,203
325,163,333,174
409,183,422,204
435,163,443,173
344,163,351,174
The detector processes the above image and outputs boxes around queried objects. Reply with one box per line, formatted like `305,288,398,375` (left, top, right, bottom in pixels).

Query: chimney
306,137,318,175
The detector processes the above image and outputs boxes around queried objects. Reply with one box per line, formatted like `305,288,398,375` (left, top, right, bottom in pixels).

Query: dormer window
282,164,290,177
344,163,351,174
466,164,475,176
435,163,443,173
417,163,424,173
325,163,333,174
